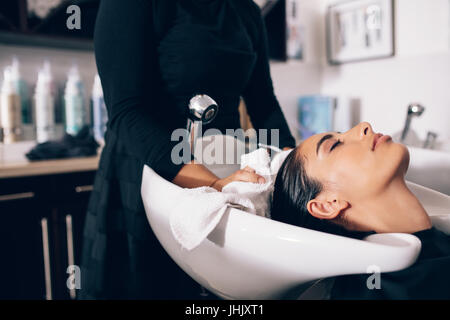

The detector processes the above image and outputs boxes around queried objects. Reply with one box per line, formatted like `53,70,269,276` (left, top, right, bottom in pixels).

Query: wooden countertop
0,155,100,179
0,141,100,179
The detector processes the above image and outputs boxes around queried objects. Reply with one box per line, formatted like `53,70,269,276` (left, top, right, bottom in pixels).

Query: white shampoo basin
406,146,450,196
141,136,450,299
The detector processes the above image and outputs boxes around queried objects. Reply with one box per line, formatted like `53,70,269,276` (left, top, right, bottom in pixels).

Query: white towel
222,148,293,218
169,186,255,251
222,148,273,218
169,147,294,250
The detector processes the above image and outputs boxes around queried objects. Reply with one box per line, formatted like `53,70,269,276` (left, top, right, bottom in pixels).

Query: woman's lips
372,133,392,151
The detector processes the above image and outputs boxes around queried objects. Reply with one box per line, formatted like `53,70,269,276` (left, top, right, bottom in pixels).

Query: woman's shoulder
229,0,264,46
147,0,262,24
230,0,263,19
148,0,263,22
413,227,449,241
413,227,450,260
146,0,264,44
231,0,260,10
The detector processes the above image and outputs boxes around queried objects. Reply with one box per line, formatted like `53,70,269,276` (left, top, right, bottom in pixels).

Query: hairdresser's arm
95,0,190,182
173,161,266,191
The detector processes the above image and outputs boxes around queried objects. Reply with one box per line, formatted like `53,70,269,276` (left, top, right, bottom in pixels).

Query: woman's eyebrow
316,134,334,155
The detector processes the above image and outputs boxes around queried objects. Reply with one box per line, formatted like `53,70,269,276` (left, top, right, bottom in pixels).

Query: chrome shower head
407,103,425,117
401,103,426,142
186,94,219,158
188,94,219,124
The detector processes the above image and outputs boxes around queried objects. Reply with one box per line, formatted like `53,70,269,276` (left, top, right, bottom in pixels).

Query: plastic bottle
0,66,22,143
10,56,31,124
34,61,56,143
64,64,86,135
91,73,107,144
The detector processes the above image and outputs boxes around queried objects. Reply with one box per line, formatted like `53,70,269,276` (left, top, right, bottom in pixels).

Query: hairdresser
79,0,296,299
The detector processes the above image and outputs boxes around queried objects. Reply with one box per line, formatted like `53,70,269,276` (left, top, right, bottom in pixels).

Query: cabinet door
0,192,50,300
50,171,95,300
51,198,90,300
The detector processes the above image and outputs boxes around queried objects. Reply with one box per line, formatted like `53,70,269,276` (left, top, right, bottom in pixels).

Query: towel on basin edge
169,186,256,251
169,147,294,250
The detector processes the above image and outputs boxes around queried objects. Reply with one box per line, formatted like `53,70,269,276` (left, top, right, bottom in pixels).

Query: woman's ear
307,197,349,220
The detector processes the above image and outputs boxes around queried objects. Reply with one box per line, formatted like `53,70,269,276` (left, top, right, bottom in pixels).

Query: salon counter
0,141,101,179
0,155,100,179
0,141,101,300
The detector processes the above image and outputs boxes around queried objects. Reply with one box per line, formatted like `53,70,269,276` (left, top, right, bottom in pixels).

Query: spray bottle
92,73,107,144
0,67,22,143
34,61,56,143
64,64,86,135
10,56,31,124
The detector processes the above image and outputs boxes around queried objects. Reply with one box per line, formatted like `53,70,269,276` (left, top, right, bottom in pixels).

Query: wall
270,0,324,142
271,0,450,148
318,0,450,149
1,0,449,148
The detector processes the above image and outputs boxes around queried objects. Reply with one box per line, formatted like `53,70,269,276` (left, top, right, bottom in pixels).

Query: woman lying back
271,122,450,299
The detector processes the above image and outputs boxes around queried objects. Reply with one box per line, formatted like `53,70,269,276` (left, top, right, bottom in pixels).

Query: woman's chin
385,143,410,179
397,143,410,176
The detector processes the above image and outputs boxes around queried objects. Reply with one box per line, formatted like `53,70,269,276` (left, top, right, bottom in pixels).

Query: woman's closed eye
330,140,342,152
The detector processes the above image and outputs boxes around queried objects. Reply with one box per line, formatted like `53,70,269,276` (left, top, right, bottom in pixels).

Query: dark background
0,0,288,60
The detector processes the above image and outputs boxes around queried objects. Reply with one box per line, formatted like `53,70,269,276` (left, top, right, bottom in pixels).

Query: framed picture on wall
326,0,395,65
286,0,304,60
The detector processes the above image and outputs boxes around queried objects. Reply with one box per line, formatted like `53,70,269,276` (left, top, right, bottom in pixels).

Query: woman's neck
350,177,432,234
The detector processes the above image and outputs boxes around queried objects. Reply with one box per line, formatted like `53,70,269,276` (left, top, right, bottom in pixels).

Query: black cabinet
1,0,287,56
0,191,47,299
0,170,96,300
0,0,98,51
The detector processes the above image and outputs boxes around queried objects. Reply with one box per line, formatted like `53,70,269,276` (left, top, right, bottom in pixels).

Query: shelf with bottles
0,57,107,148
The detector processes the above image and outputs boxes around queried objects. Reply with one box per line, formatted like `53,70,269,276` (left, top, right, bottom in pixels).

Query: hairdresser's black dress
79,0,296,299
331,227,450,299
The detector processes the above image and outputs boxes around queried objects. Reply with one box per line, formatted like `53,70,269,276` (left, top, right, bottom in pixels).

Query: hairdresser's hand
210,166,266,191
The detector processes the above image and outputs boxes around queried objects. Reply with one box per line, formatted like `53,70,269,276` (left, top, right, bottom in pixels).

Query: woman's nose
358,122,373,139
345,122,373,140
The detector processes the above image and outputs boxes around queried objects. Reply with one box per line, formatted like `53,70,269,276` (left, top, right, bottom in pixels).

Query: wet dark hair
271,147,370,239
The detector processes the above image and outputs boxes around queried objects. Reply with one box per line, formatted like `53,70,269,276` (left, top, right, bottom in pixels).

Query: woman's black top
80,0,296,299
331,227,450,299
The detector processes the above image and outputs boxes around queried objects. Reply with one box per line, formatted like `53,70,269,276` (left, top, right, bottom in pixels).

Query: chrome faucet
186,94,219,156
401,103,425,143
423,131,438,149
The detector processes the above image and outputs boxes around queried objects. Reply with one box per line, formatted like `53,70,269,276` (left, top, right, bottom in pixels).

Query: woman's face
297,122,410,201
